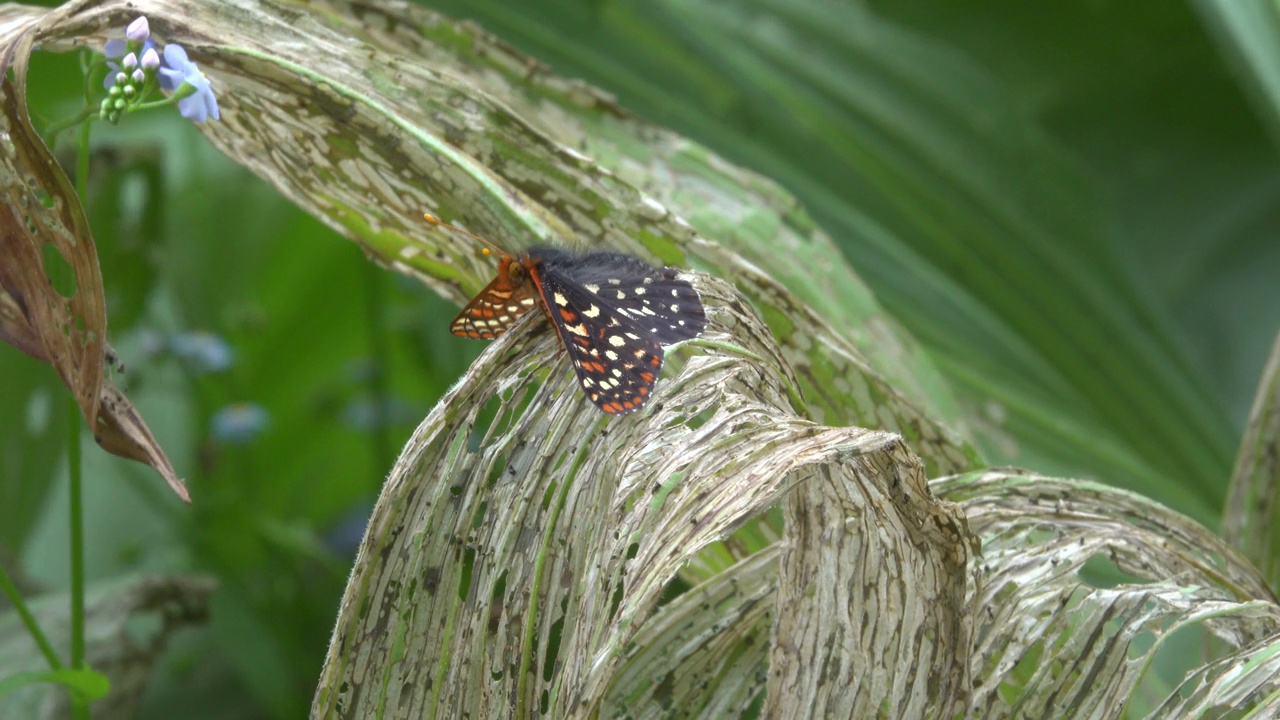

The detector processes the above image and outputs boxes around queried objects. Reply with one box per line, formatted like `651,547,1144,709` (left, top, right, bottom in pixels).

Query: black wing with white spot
535,248,707,344
528,248,706,414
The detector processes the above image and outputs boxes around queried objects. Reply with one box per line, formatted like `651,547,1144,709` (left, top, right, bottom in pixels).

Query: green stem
0,564,64,671
130,96,179,112
42,105,98,146
68,118,90,720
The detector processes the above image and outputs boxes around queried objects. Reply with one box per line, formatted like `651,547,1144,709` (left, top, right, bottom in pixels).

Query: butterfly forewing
449,258,537,339
530,249,707,414
532,272,668,414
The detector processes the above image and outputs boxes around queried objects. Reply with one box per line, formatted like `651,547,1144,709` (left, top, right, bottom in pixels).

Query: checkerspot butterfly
428,214,707,414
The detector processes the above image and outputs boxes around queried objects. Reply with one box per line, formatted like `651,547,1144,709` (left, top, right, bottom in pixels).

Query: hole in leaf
1144,621,1210,701
41,242,76,298
1078,553,1148,588
685,406,715,431
468,394,502,452
540,480,559,512
999,638,1043,703
458,546,476,601
608,576,625,620
656,574,691,608
488,570,508,635
31,186,53,209
542,608,565,683
486,456,506,487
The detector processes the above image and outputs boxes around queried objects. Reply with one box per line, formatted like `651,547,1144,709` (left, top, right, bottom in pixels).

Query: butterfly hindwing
449,262,537,339
533,270,669,415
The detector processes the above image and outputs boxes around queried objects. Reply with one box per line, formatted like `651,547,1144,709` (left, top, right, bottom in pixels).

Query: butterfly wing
450,257,538,339
529,250,707,414
593,263,706,345
532,273,666,414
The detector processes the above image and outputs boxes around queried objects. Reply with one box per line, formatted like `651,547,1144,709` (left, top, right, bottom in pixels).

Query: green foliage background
2,0,1277,717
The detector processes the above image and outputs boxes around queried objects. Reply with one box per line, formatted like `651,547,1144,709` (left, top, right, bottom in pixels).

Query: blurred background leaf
3,0,1278,717
427,0,1280,523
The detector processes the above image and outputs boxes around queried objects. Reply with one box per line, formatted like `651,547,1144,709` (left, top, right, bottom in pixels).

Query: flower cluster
100,16,220,124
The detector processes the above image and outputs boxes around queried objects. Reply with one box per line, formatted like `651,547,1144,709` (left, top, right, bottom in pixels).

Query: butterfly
429,214,707,414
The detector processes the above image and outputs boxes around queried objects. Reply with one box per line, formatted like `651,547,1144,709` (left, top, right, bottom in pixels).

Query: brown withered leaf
0,5,188,501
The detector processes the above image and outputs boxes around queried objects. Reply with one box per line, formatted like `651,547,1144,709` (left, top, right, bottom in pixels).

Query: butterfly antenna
423,213,504,257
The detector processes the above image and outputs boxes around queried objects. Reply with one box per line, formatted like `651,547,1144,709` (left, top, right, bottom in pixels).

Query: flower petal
162,44,192,71
102,61,120,90
157,66,182,92
125,16,150,44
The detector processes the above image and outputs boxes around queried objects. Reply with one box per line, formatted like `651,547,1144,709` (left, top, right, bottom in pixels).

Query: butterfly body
451,246,706,414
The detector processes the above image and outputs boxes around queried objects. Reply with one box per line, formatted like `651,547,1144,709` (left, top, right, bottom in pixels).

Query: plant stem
0,564,64,670
42,105,98,145
68,117,90,720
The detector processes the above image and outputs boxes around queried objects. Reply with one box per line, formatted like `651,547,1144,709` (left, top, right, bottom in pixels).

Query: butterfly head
495,251,529,287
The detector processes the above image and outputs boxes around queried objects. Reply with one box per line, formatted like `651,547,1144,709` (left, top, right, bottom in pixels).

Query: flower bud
141,48,160,70
126,17,150,44
115,71,128,86
123,53,138,70
132,68,146,84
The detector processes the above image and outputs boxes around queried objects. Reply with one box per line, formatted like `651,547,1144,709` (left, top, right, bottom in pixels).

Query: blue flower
126,16,150,44
103,38,155,90
171,330,234,373
157,45,220,123
211,403,270,445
